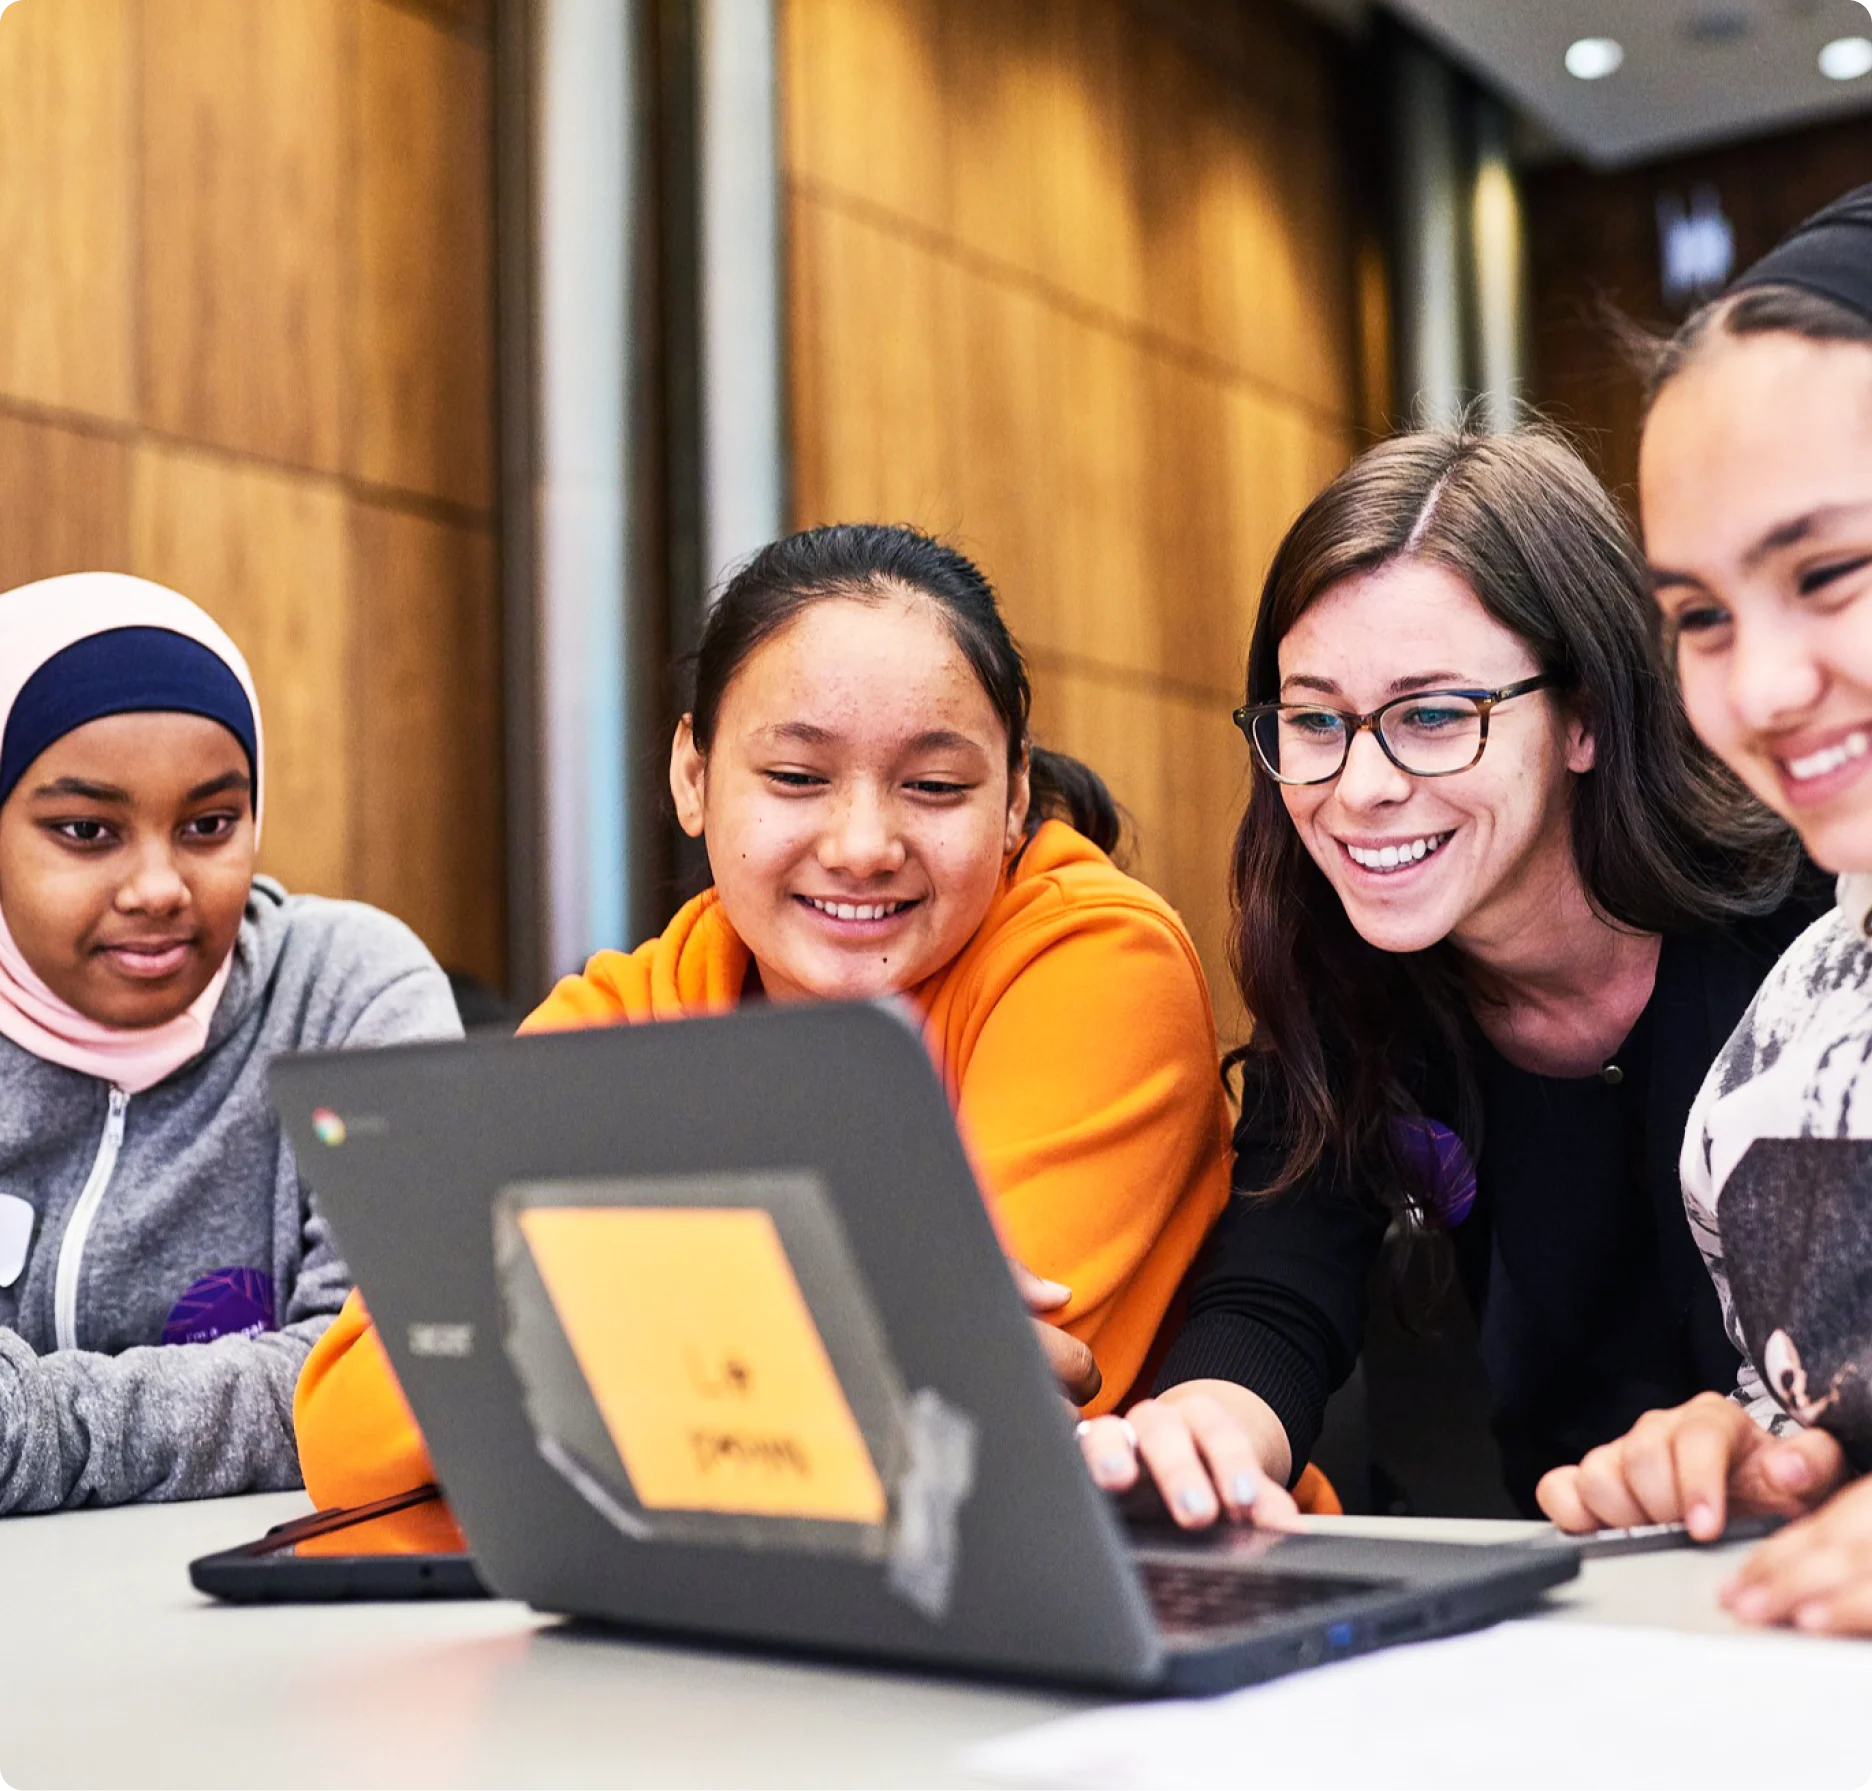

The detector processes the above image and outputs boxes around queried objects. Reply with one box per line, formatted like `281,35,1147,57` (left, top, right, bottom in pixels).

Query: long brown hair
1230,425,1801,1230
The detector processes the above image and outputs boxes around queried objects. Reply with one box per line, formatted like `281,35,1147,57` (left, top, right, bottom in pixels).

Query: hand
1720,1474,1872,1634
1076,1381,1303,1532
1008,1259,1102,1407
1536,1392,1849,1540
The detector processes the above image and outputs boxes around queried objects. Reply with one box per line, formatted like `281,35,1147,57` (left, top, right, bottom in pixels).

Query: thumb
1008,1257,1072,1314
1753,1426,1850,1505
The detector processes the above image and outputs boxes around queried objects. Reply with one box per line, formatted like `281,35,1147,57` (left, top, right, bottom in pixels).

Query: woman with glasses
1076,424,1816,1528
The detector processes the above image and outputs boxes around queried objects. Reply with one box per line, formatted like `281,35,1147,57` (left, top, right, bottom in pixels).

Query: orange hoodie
295,822,1245,1552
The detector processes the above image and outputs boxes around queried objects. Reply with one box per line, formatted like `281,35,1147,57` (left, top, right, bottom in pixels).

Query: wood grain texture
784,0,1361,994
129,443,353,901
1529,111,1872,505
0,414,133,590
0,0,135,419
140,0,351,473
352,0,496,511
348,501,505,986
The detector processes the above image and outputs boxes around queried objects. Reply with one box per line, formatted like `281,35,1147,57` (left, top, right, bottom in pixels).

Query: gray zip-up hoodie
0,877,461,1511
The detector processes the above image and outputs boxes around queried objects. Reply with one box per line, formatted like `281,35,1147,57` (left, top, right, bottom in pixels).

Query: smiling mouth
1780,729,1871,787
797,896,919,923
1342,832,1453,874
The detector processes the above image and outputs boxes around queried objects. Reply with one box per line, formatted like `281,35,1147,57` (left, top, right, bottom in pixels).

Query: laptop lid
276,1001,1168,1689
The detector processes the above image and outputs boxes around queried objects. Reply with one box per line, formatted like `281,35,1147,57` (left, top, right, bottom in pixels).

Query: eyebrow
1280,670,1473,701
755,722,987,756
29,771,251,804
1654,501,1872,591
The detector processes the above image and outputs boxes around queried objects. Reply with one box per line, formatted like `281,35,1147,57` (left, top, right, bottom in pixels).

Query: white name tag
0,1195,34,1290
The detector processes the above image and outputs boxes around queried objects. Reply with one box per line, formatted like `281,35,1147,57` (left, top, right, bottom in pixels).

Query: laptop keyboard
1140,1559,1393,1636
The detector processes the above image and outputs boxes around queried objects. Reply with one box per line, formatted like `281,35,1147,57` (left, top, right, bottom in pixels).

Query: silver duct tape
884,1388,979,1622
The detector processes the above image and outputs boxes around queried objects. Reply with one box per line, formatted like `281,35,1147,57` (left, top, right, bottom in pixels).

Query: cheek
1673,654,1736,756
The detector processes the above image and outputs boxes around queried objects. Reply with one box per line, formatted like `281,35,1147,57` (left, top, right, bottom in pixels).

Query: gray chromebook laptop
272,1001,1575,1695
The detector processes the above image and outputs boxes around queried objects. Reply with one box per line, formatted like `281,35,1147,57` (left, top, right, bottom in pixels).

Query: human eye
1664,600,1732,648
904,776,974,799
1283,707,1344,739
1798,555,1872,601
48,818,115,847
762,768,828,792
1396,698,1472,732
182,811,241,843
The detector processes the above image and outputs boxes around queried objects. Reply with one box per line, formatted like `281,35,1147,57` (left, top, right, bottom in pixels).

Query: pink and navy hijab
0,574,263,1092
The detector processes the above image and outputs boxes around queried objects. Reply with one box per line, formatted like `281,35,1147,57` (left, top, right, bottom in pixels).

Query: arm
0,955,461,1513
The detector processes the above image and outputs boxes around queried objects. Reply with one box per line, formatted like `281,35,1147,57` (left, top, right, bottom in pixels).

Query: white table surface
0,1495,1793,1790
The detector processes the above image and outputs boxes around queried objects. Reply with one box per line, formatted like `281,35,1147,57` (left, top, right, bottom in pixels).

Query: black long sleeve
1153,1121,1387,1478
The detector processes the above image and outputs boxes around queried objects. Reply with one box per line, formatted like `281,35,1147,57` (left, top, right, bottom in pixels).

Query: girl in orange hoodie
296,524,1315,1551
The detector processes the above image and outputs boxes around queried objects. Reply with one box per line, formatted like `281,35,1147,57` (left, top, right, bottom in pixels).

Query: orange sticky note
515,1206,888,1525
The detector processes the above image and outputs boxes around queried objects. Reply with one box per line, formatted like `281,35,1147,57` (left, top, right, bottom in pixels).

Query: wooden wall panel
0,415,132,590
1529,112,1872,504
0,0,135,419
140,0,351,473
0,3,504,986
784,0,1363,1001
352,0,496,510
348,505,504,986
129,445,353,902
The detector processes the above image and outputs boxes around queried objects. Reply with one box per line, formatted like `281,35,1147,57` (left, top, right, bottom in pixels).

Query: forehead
718,595,1006,742
24,712,249,783
1279,559,1528,682
1641,335,1872,570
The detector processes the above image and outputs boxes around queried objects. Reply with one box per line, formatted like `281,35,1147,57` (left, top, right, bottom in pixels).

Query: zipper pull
106,1086,128,1144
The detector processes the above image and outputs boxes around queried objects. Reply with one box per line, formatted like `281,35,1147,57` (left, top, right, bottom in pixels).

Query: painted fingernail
1175,1486,1214,1520
1229,1473,1259,1508
1096,1454,1129,1482
1033,1279,1072,1304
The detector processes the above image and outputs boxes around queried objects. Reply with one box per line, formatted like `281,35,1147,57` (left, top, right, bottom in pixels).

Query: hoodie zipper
54,1086,128,1352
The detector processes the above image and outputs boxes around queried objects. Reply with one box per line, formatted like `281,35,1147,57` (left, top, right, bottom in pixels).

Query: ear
1004,751,1032,855
1563,704,1597,776
669,715,708,840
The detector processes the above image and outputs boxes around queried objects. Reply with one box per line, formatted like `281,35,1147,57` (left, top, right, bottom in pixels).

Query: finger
1749,1429,1850,1509
1008,1258,1072,1314
1130,1401,1222,1529
1790,1572,1872,1637
1076,1413,1141,1492
1669,1415,1746,1540
1724,1537,1857,1628
1172,1393,1283,1526
1620,1420,1696,1527
1535,1466,1597,1533
1570,1444,1649,1532
1034,1320,1102,1406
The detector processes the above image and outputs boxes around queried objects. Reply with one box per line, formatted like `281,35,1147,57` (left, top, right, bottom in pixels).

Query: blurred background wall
5,0,1872,1016
0,0,505,990
781,0,1377,1027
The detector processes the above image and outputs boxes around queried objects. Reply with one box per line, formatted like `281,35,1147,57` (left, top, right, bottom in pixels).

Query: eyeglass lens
1254,693,1485,781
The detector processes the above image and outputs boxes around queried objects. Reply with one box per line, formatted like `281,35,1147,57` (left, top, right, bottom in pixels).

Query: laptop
265,1000,1576,1695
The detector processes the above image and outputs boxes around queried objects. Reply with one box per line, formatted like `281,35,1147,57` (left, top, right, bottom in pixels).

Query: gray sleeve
0,919,467,1512
0,1324,319,1512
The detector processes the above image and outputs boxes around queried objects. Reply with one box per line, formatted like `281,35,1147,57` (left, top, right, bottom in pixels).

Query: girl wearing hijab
0,572,461,1511
1537,186,1872,1637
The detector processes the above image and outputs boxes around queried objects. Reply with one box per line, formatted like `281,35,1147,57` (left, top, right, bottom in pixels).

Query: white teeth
805,897,908,922
1345,834,1450,872
1785,731,1870,783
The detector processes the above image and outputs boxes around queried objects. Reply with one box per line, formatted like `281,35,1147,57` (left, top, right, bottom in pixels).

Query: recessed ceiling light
1820,34,1872,79
1565,36,1626,80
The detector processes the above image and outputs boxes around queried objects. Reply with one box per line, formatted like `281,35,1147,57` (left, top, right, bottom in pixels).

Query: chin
1335,896,1455,958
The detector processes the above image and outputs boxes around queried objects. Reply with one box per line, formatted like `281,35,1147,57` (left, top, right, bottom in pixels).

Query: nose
114,836,191,918
817,783,907,880
1332,724,1413,812
1725,612,1826,734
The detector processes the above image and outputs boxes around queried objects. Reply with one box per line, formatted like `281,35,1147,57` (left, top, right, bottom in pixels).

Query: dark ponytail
690,523,1122,854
